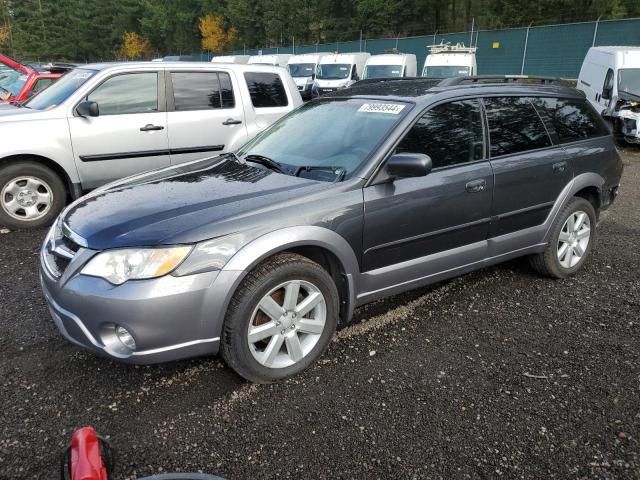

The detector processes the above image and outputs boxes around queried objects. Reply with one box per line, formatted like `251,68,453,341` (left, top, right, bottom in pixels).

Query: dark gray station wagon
41,77,623,383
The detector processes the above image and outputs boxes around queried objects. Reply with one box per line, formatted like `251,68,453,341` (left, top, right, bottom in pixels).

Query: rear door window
244,72,288,108
396,99,484,169
484,97,552,157
171,71,235,110
532,97,610,143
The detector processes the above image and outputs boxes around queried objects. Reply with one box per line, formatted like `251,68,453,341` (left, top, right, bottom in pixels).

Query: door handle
553,161,567,173
140,124,164,131
465,179,486,193
222,118,242,126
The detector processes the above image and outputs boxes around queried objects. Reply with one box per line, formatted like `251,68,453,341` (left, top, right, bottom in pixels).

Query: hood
294,76,313,87
0,104,57,120
315,78,351,88
64,156,333,249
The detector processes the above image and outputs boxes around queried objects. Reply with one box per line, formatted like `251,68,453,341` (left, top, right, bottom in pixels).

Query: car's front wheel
0,161,66,229
530,196,597,278
221,253,339,383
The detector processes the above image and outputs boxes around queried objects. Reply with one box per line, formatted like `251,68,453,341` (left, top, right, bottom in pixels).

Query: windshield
25,68,97,110
317,64,351,80
422,65,470,78
288,63,316,77
0,71,27,98
238,98,409,181
618,68,640,97
363,65,403,79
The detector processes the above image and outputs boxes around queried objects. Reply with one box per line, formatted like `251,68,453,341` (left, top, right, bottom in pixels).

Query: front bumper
40,242,245,364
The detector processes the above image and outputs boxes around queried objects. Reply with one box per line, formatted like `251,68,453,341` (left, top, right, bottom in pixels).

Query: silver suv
0,62,302,229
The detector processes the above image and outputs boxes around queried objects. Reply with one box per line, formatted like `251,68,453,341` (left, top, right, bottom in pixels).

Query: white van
211,55,250,64
248,54,292,68
363,53,417,79
577,46,640,144
287,53,331,99
314,52,371,95
421,43,477,79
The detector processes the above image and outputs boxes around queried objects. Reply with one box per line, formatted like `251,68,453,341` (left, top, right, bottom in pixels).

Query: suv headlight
81,246,192,285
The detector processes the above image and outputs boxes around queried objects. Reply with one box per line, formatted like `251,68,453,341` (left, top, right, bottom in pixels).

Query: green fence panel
207,18,640,78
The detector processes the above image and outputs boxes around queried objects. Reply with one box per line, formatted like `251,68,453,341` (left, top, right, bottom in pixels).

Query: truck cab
314,52,371,95
421,43,477,79
363,53,417,79
287,53,331,99
577,46,640,144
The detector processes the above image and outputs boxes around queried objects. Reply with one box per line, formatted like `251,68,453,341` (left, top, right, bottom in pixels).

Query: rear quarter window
244,72,289,108
484,96,552,157
532,97,610,144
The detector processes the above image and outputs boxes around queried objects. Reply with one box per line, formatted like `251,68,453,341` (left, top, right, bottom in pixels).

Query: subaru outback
40,77,623,383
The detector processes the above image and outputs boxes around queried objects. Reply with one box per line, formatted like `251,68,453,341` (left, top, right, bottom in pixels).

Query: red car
0,54,71,103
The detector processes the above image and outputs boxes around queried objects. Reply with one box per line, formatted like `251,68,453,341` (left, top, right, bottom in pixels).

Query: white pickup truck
0,62,302,228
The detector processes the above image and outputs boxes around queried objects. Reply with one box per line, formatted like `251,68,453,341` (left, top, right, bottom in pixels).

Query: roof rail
438,75,570,86
354,76,436,86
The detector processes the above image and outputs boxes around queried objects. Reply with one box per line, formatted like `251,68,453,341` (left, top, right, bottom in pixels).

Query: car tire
221,253,339,383
0,161,66,229
530,197,597,279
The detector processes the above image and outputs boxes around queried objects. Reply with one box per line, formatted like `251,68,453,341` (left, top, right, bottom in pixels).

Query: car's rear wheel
0,161,66,229
221,253,339,383
530,197,597,278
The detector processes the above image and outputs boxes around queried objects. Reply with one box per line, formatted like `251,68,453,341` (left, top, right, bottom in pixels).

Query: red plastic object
69,427,109,480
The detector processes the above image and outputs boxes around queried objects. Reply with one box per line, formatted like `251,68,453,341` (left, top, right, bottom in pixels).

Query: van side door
483,96,571,249
68,70,170,189
166,69,249,164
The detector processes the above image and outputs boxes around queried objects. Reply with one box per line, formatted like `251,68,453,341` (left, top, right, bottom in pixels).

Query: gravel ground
1,149,639,480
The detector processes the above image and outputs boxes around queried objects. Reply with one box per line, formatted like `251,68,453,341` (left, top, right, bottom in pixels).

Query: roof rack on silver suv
438,75,570,86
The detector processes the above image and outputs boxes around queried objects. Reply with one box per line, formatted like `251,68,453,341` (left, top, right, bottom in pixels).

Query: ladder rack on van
427,42,477,55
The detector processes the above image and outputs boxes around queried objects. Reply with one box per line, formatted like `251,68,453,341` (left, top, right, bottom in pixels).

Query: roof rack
428,42,477,55
438,75,570,86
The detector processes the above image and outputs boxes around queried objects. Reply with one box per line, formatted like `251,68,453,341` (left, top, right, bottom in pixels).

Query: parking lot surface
1,149,639,479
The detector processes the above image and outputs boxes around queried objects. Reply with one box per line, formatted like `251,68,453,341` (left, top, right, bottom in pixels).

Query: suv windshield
25,68,97,110
618,68,640,98
364,65,403,79
238,98,409,181
317,64,351,80
289,63,316,77
422,65,470,78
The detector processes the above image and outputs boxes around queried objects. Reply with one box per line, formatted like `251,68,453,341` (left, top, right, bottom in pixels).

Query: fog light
115,326,136,350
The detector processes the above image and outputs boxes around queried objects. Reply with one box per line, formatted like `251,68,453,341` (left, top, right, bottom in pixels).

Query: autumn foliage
199,14,237,52
119,31,152,59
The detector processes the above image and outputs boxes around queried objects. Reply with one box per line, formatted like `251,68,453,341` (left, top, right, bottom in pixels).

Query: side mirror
386,153,432,179
601,87,612,100
76,100,99,117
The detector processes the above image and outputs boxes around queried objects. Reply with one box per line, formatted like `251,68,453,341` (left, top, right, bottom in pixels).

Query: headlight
81,246,192,285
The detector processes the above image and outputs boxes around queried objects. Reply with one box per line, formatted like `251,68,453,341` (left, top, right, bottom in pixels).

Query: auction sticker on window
358,103,406,114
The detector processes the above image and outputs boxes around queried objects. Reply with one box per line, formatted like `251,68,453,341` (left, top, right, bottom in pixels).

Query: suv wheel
530,197,597,278
0,161,66,229
221,253,339,383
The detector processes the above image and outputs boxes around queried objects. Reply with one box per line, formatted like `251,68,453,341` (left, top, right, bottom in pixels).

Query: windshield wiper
244,154,289,174
294,166,346,182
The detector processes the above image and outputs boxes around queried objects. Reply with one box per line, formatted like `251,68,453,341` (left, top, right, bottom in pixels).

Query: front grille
44,226,80,279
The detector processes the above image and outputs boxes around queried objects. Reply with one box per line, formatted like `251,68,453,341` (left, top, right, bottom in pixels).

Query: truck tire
221,253,339,383
530,197,597,279
0,161,66,229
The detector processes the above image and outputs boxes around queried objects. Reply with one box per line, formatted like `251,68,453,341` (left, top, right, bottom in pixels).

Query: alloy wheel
1,176,54,222
248,280,327,369
557,210,591,268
